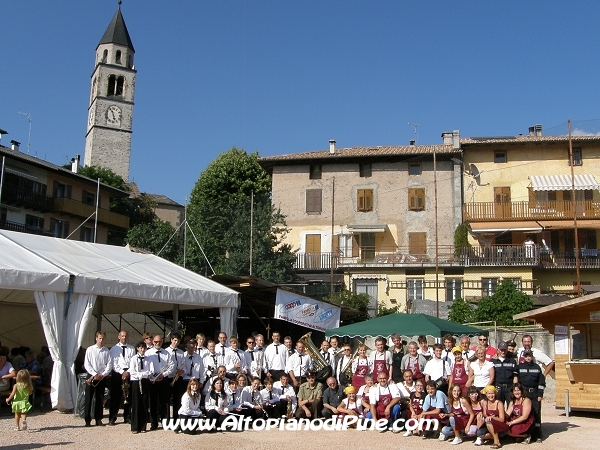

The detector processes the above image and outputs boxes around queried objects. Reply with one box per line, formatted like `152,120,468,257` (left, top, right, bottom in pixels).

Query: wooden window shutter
352,234,360,257
409,232,427,254
306,189,322,213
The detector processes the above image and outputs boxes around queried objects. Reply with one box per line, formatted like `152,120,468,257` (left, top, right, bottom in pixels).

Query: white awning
529,174,599,191
4,164,38,181
347,224,387,233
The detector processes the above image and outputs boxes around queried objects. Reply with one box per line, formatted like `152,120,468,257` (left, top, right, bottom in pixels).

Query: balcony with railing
52,198,129,229
0,219,55,237
294,245,600,270
463,200,600,221
1,185,54,212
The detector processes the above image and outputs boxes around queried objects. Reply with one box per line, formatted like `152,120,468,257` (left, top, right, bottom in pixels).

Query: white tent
0,230,239,411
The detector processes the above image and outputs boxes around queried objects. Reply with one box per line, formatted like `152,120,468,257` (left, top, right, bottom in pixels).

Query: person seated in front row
477,385,509,448
260,377,280,418
227,378,250,418
506,383,534,444
295,371,323,420
438,384,475,445
273,373,297,418
337,385,363,421
177,379,203,434
241,376,265,420
204,378,230,431
368,370,406,432
404,378,426,436
415,380,451,439
321,376,345,419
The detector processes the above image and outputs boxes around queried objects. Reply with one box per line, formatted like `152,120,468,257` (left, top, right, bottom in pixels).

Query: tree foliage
326,290,370,325
448,298,475,324
454,222,471,249
186,148,296,282
448,280,534,326
377,302,400,317
125,218,181,263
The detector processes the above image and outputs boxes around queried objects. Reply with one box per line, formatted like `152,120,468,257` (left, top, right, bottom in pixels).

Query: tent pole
173,304,180,333
96,298,103,332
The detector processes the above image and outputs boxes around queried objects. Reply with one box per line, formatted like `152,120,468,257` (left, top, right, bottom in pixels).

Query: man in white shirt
84,331,113,427
459,335,475,362
214,332,229,357
516,334,555,376
203,340,225,381
273,373,297,416
368,337,393,381
225,337,248,380
424,344,451,395
441,334,456,371
369,371,406,430
335,344,353,386
264,331,287,381
108,330,135,425
286,341,312,388
166,333,186,420
284,336,295,358
182,338,205,387
145,334,175,430
195,333,209,358
319,340,335,378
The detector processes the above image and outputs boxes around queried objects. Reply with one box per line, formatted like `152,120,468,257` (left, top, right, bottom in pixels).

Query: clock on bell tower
84,4,136,181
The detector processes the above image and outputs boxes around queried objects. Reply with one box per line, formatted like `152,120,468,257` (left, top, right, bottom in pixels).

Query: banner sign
274,289,341,332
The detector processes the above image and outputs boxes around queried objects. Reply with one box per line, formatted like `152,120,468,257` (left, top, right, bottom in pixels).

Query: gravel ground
0,398,597,450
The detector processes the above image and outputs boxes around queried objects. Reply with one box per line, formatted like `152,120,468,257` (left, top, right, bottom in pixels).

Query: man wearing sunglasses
470,333,497,361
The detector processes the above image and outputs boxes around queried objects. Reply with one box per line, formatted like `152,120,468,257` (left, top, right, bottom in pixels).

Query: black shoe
85,422,91,427
95,420,104,426
108,420,116,426
150,425,158,431
124,418,131,424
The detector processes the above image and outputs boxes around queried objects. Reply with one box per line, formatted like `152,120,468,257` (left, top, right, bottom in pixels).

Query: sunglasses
479,338,487,341
247,341,254,344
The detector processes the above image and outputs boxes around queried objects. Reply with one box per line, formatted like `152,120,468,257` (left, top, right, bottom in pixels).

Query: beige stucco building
260,135,464,315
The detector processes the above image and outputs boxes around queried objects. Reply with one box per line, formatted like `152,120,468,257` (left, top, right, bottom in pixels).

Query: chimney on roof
409,140,415,146
329,139,336,154
442,132,453,145
452,130,460,150
535,124,542,137
529,126,535,136
71,154,80,173
10,140,20,152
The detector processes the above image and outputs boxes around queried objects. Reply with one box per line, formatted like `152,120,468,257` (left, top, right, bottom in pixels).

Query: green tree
377,302,400,317
326,290,370,325
454,222,471,249
448,298,475,324
473,280,534,326
186,148,296,282
125,218,181,263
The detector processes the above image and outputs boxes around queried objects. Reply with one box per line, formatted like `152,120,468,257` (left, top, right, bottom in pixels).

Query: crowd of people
8,329,552,445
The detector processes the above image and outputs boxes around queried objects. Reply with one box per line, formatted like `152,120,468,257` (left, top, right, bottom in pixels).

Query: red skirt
508,416,534,436
488,418,510,433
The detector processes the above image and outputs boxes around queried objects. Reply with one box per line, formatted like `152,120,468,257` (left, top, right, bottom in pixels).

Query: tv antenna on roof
18,111,33,155
408,122,418,144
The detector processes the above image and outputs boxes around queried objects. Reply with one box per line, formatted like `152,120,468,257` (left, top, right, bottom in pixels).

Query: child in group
6,369,33,431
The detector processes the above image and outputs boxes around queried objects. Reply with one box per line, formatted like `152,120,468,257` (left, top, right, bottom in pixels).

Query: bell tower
84,3,136,181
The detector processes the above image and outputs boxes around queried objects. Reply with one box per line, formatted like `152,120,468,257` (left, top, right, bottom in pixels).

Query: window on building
494,151,507,163
569,147,582,166
359,163,372,178
115,50,122,65
408,232,427,255
53,181,71,199
354,279,378,317
408,188,425,210
337,234,353,258
482,278,498,297
409,163,422,175
102,49,108,63
407,279,424,302
107,75,124,97
357,189,374,212
82,190,99,206
25,215,44,232
446,278,463,301
306,189,322,213
50,218,69,239
359,232,375,261
309,165,322,180
80,227,93,242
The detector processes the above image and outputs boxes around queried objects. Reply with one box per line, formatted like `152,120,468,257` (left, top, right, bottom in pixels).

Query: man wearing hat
516,335,555,377
492,341,518,405
295,371,323,420
516,349,545,442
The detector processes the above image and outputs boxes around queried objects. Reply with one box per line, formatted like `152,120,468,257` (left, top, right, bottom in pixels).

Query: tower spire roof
98,5,135,52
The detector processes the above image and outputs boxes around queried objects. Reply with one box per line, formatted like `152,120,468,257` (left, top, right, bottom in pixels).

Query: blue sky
2,1,600,205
